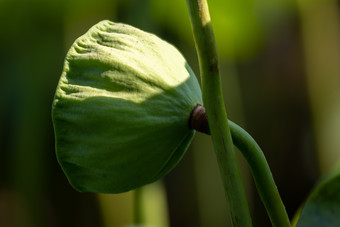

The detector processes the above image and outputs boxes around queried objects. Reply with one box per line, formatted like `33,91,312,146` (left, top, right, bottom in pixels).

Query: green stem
229,121,291,227
186,0,252,226
191,105,291,225
134,187,144,225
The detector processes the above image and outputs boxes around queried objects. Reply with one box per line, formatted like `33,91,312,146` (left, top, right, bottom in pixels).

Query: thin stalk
186,0,252,226
190,105,291,226
229,121,291,227
134,187,144,225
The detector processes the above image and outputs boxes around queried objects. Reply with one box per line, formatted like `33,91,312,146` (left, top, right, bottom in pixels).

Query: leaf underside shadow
295,169,340,227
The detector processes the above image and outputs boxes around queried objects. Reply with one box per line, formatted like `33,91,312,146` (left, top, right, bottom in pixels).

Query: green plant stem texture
186,0,252,226
229,121,291,227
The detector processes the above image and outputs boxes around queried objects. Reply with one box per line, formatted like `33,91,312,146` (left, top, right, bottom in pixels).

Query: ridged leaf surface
52,20,202,193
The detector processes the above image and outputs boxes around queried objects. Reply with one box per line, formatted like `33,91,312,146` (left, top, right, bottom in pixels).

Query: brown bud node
189,104,210,135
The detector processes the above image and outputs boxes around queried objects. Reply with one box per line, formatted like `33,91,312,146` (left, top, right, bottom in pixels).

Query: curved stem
190,105,291,226
186,0,252,226
229,121,291,227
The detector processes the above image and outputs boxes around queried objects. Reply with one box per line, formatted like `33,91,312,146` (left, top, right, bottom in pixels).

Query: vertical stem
133,183,170,227
186,0,252,226
190,105,291,226
134,187,144,225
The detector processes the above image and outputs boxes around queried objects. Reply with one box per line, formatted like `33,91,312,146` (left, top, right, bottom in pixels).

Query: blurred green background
1,0,340,226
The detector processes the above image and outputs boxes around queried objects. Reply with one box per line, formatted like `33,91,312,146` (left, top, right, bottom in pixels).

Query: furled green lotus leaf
52,20,202,193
